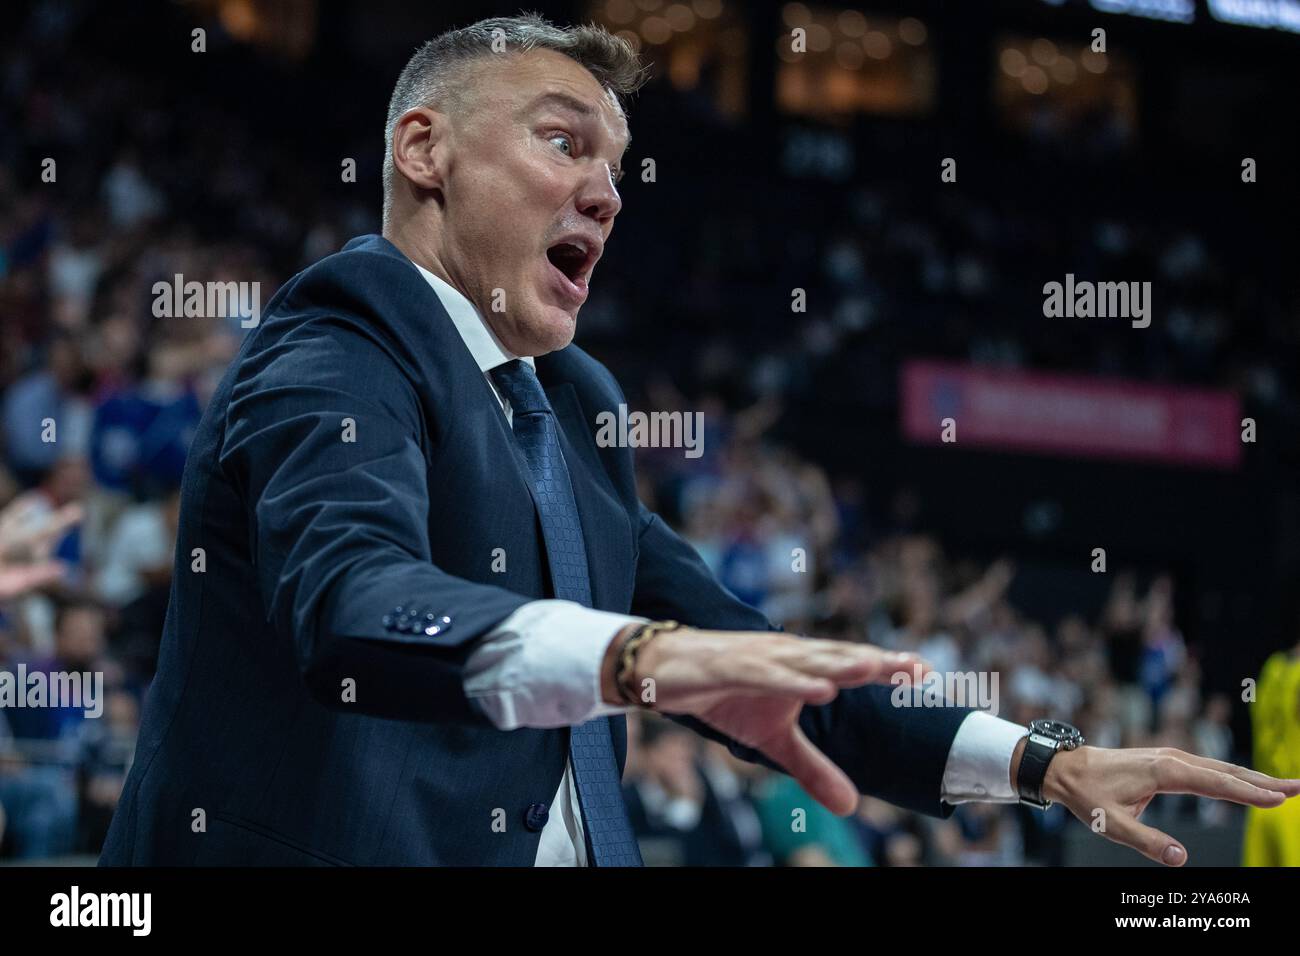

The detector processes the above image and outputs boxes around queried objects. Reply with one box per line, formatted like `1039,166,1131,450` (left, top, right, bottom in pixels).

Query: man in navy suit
100,14,1299,867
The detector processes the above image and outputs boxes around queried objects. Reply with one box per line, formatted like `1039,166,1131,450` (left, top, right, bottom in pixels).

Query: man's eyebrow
528,90,596,118
527,90,631,156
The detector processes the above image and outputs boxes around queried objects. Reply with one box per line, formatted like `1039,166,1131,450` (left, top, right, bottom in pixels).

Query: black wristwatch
1016,719,1085,809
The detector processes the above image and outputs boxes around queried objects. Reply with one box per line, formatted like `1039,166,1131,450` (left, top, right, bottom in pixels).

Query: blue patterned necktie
489,359,642,867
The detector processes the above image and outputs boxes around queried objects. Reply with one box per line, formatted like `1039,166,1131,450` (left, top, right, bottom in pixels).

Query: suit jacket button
524,803,549,832
424,615,452,637
382,615,394,628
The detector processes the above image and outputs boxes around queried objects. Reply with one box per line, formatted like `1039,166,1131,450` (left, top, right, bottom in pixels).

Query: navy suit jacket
99,234,972,866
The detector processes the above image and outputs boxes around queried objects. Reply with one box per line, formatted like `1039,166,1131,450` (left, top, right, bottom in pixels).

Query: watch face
1029,719,1083,743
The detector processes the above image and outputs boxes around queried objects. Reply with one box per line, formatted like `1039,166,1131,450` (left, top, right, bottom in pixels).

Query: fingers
717,655,845,703
772,639,931,689
761,723,860,817
737,651,925,703
1171,751,1300,799
1152,755,1287,808
669,634,933,713
711,659,840,705
1103,809,1187,867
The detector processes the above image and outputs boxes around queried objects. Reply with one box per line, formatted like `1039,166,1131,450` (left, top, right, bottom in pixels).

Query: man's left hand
1034,744,1300,865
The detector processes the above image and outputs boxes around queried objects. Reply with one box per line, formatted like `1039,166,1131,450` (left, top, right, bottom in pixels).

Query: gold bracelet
616,620,680,707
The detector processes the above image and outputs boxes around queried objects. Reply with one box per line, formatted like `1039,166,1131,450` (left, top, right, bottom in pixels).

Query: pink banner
900,360,1242,469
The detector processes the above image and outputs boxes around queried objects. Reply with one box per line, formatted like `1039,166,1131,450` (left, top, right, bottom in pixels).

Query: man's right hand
602,625,929,816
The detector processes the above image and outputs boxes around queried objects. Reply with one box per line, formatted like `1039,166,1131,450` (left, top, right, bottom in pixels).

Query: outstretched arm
626,501,1300,862
1028,741,1300,865
627,501,970,817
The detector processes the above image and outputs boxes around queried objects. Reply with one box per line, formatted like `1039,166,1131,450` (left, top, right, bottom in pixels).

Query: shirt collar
409,260,535,374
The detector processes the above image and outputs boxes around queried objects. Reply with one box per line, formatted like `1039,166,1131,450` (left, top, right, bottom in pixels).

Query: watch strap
1017,733,1057,809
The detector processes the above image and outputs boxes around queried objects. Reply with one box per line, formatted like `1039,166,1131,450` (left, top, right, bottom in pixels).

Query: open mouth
544,236,600,304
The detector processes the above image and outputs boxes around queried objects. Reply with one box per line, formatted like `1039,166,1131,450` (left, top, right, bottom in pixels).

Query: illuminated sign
1039,0,1300,31
1090,0,1196,23
1207,0,1300,32
1037,0,1196,20
900,360,1242,469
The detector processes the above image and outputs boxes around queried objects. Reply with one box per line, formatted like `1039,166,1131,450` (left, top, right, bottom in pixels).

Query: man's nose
577,164,622,224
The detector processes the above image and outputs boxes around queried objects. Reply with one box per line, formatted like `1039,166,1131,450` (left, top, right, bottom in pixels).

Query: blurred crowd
0,2,1288,863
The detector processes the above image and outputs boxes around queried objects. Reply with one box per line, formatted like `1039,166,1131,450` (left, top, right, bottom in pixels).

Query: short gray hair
382,12,647,227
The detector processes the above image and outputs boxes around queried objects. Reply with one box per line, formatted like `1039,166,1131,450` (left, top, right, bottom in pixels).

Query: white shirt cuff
940,711,1028,805
463,600,647,730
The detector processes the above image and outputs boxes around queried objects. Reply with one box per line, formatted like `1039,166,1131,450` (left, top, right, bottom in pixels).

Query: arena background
1,0,1298,866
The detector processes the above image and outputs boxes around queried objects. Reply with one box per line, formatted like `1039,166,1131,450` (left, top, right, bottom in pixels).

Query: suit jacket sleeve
219,314,529,725
630,501,970,818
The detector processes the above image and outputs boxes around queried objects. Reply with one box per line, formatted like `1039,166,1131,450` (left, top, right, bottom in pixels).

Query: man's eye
610,166,625,185
548,133,574,155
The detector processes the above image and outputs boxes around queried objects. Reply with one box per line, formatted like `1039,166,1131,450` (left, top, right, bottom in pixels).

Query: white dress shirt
408,258,1029,867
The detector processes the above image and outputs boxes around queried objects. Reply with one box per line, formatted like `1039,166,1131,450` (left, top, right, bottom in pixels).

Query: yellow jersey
1242,651,1300,866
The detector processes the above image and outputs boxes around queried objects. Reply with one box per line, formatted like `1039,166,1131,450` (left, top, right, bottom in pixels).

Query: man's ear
391,107,448,198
